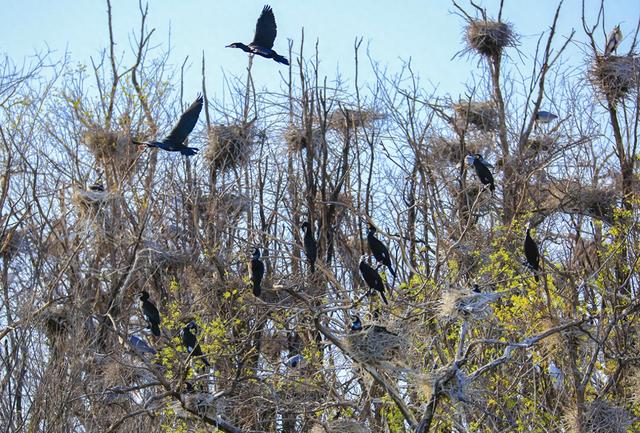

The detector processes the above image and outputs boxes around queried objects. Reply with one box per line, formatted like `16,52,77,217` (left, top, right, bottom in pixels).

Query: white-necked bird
604,25,622,56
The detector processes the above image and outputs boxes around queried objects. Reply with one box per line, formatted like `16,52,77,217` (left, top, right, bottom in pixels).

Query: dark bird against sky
133,94,203,156
226,5,289,65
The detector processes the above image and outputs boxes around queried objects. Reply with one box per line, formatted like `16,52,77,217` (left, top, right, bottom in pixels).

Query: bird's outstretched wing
162,94,204,145
252,5,277,49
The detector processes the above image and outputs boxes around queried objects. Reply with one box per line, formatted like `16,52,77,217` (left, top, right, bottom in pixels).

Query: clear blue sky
1,1,638,99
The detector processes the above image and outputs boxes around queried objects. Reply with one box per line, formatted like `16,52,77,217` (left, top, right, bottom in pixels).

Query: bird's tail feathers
274,54,290,66
151,323,161,337
181,147,199,156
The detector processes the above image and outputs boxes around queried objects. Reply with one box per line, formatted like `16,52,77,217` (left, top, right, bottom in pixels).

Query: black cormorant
132,94,203,156
301,221,317,273
524,228,541,282
469,153,495,193
181,321,210,367
604,25,622,56
250,248,265,297
226,5,289,65
139,290,161,337
359,256,388,304
367,224,396,279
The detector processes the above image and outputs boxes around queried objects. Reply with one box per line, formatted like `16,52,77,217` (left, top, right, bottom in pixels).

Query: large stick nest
564,400,631,433
345,324,409,366
544,181,617,225
328,108,385,130
466,20,517,57
83,129,137,169
438,288,502,321
590,54,640,100
284,124,323,154
452,101,498,132
205,123,255,172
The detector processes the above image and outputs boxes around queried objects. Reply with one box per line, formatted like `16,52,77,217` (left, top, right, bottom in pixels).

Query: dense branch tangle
1,1,639,433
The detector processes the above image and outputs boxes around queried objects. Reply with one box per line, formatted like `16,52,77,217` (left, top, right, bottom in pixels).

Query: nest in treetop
310,420,371,433
527,134,557,153
327,107,385,130
71,186,111,218
564,400,630,433
438,287,501,321
466,20,517,57
590,54,640,101
452,101,498,132
345,324,409,367
545,181,617,225
83,129,137,168
169,392,225,420
284,124,323,153
205,123,255,172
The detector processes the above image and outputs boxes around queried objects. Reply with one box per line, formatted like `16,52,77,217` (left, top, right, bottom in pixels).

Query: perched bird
359,256,388,304
128,334,157,355
301,221,317,273
604,25,622,56
226,5,289,65
468,153,495,193
139,290,161,337
89,181,105,192
524,228,541,282
181,321,210,367
534,111,558,124
250,248,265,297
132,94,203,156
471,284,481,293
367,224,397,279
350,315,397,336
285,331,303,367
285,353,304,368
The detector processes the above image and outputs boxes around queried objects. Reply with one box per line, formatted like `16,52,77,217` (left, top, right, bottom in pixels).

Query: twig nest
545,181,617,225
328,108,385,130
439,288,501,320
466,20,516,57
284,124,323,153
345,324,408,366
452,101,498,132
590,54,640,100
170,393,224,420
527,134,557,153
139,240,190,268
311,420,371,433
42,304,69,342
83,129,137,168
71,186,110,217
564,400,630,433
205,123,255,172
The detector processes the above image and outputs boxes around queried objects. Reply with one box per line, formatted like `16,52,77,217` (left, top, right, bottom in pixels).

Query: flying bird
226,5,289,65
359,256,388,304
468,153,495,193
604,25,622,56
301,221,317,273
132,94,203,156
534,111,558,124
139,290,161,337
250,248,265,297
367,224,396,279
181,321,210,367
524,228,541,282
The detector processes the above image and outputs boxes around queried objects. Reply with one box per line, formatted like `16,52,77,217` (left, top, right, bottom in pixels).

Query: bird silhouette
181,321,210,367
534,111,558,124
524,228,541,282
367,224,397,279
132,94,203,156
250,248,265,297
226,5,289,65
469,153,495,193
604,25,622,56
301,221,317,273
359,256,388,304
139,290,161,337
